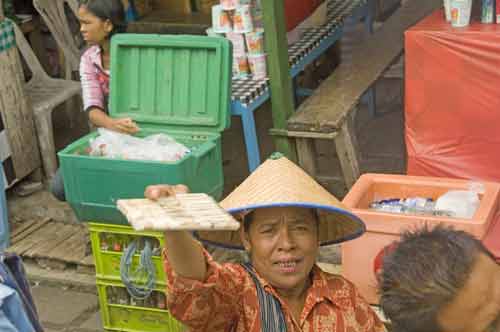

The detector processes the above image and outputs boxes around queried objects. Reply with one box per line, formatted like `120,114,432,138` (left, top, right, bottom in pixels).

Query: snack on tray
117,193,240,231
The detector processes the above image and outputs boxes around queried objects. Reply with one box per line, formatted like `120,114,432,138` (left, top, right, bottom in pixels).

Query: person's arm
144,184,207,281
88,108,139,134
80,48,138,134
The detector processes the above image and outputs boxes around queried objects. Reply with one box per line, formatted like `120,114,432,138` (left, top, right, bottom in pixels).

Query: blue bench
230,0,375,172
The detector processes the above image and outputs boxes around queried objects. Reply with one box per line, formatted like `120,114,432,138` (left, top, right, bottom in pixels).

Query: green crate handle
192,140,216,171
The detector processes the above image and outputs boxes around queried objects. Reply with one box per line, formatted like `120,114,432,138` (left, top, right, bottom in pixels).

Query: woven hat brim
195,202,366,250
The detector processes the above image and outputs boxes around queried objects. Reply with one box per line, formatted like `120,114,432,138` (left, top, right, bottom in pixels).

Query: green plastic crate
89,223,167,285
59,34,232,224
96,279,184,332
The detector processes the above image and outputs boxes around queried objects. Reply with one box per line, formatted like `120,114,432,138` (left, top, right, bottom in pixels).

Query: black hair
379,225,495,332
79,0,126,37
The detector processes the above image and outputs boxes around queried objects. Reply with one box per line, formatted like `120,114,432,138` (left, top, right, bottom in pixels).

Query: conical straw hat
197,154,365,249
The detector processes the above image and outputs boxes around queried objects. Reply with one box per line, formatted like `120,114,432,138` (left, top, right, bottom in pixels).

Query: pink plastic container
341,173,500,304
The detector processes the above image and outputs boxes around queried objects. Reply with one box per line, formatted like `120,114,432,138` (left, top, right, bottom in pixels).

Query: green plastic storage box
59,34,232,224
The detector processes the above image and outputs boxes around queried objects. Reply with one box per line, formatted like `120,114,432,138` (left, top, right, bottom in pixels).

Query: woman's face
78,5,113,45
241,207,320,294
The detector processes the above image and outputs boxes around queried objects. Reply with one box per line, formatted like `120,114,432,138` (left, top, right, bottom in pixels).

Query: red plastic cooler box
341,173,500,304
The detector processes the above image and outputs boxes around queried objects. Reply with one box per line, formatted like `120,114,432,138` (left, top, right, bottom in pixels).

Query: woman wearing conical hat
145,155,385,332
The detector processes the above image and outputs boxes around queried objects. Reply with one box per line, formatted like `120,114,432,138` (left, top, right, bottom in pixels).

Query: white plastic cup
234,54,250,77
221,0,239,10
226,32,247,55
443,0,452,21
233,5,254,33
245,30,264,54
247,53,267,80
212,5,232,33
450,0,473,27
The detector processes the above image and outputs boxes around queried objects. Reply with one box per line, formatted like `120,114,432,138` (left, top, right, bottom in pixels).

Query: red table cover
284,0,323,31
405,10,500,181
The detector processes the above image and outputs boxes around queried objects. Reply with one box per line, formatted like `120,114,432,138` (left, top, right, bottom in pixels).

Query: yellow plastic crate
89,223,167,286
97,280,184,332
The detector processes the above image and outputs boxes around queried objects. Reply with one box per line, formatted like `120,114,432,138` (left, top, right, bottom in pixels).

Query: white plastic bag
434,182,483,219
89,128,190,162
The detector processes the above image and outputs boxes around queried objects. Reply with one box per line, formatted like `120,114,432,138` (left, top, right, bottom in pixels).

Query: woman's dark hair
79,0,126,37
379,225,495,332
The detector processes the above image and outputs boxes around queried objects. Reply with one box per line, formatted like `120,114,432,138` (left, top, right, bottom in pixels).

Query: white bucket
450,0,473,27
443,0,452,21
245,29,265,54
233,5,254,33
226,32,247,55
248,53,267,80
234,54,250,77
220,0,239,10
212,5,232,33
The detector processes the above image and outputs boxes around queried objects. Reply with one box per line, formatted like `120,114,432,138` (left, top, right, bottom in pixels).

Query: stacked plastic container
208,0,268,80
89,223,182,332
58,34,232,331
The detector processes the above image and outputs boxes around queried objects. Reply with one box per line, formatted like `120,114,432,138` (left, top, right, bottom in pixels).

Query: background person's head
78,0,126,46
379,226,500,332
239,207,320,293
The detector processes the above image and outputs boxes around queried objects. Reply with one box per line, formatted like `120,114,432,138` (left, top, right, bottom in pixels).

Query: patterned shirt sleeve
80,47,105,112
351,284,387,332
163,245,246,331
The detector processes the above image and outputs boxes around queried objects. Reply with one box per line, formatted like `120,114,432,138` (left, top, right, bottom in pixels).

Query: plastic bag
434,182,483,219
89,128,190,162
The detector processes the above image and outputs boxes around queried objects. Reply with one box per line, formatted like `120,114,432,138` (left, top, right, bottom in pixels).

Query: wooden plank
287,0,442,133
334,113,361,188
61,236,90,264
10,219,39,238
47,231,89,264
80,255,95,267
25,224,78,258
9,221,58,256
262,0,297,161
10,217,51,245
296,138,318,178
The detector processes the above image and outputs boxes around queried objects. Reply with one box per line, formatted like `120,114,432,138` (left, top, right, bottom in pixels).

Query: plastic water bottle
482,0,495,23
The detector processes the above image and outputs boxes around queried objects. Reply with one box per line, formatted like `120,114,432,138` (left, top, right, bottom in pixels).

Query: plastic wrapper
406,10,500,181
89,128,190,162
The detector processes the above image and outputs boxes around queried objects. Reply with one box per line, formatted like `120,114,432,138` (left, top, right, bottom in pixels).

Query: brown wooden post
0,10,42,180
261,0,297,162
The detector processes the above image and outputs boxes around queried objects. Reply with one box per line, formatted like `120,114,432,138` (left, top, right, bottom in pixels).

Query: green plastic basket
89,223,167,285
96,279,184,332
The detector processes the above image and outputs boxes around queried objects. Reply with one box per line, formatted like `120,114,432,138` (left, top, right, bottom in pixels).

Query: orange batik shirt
163,248,385,332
